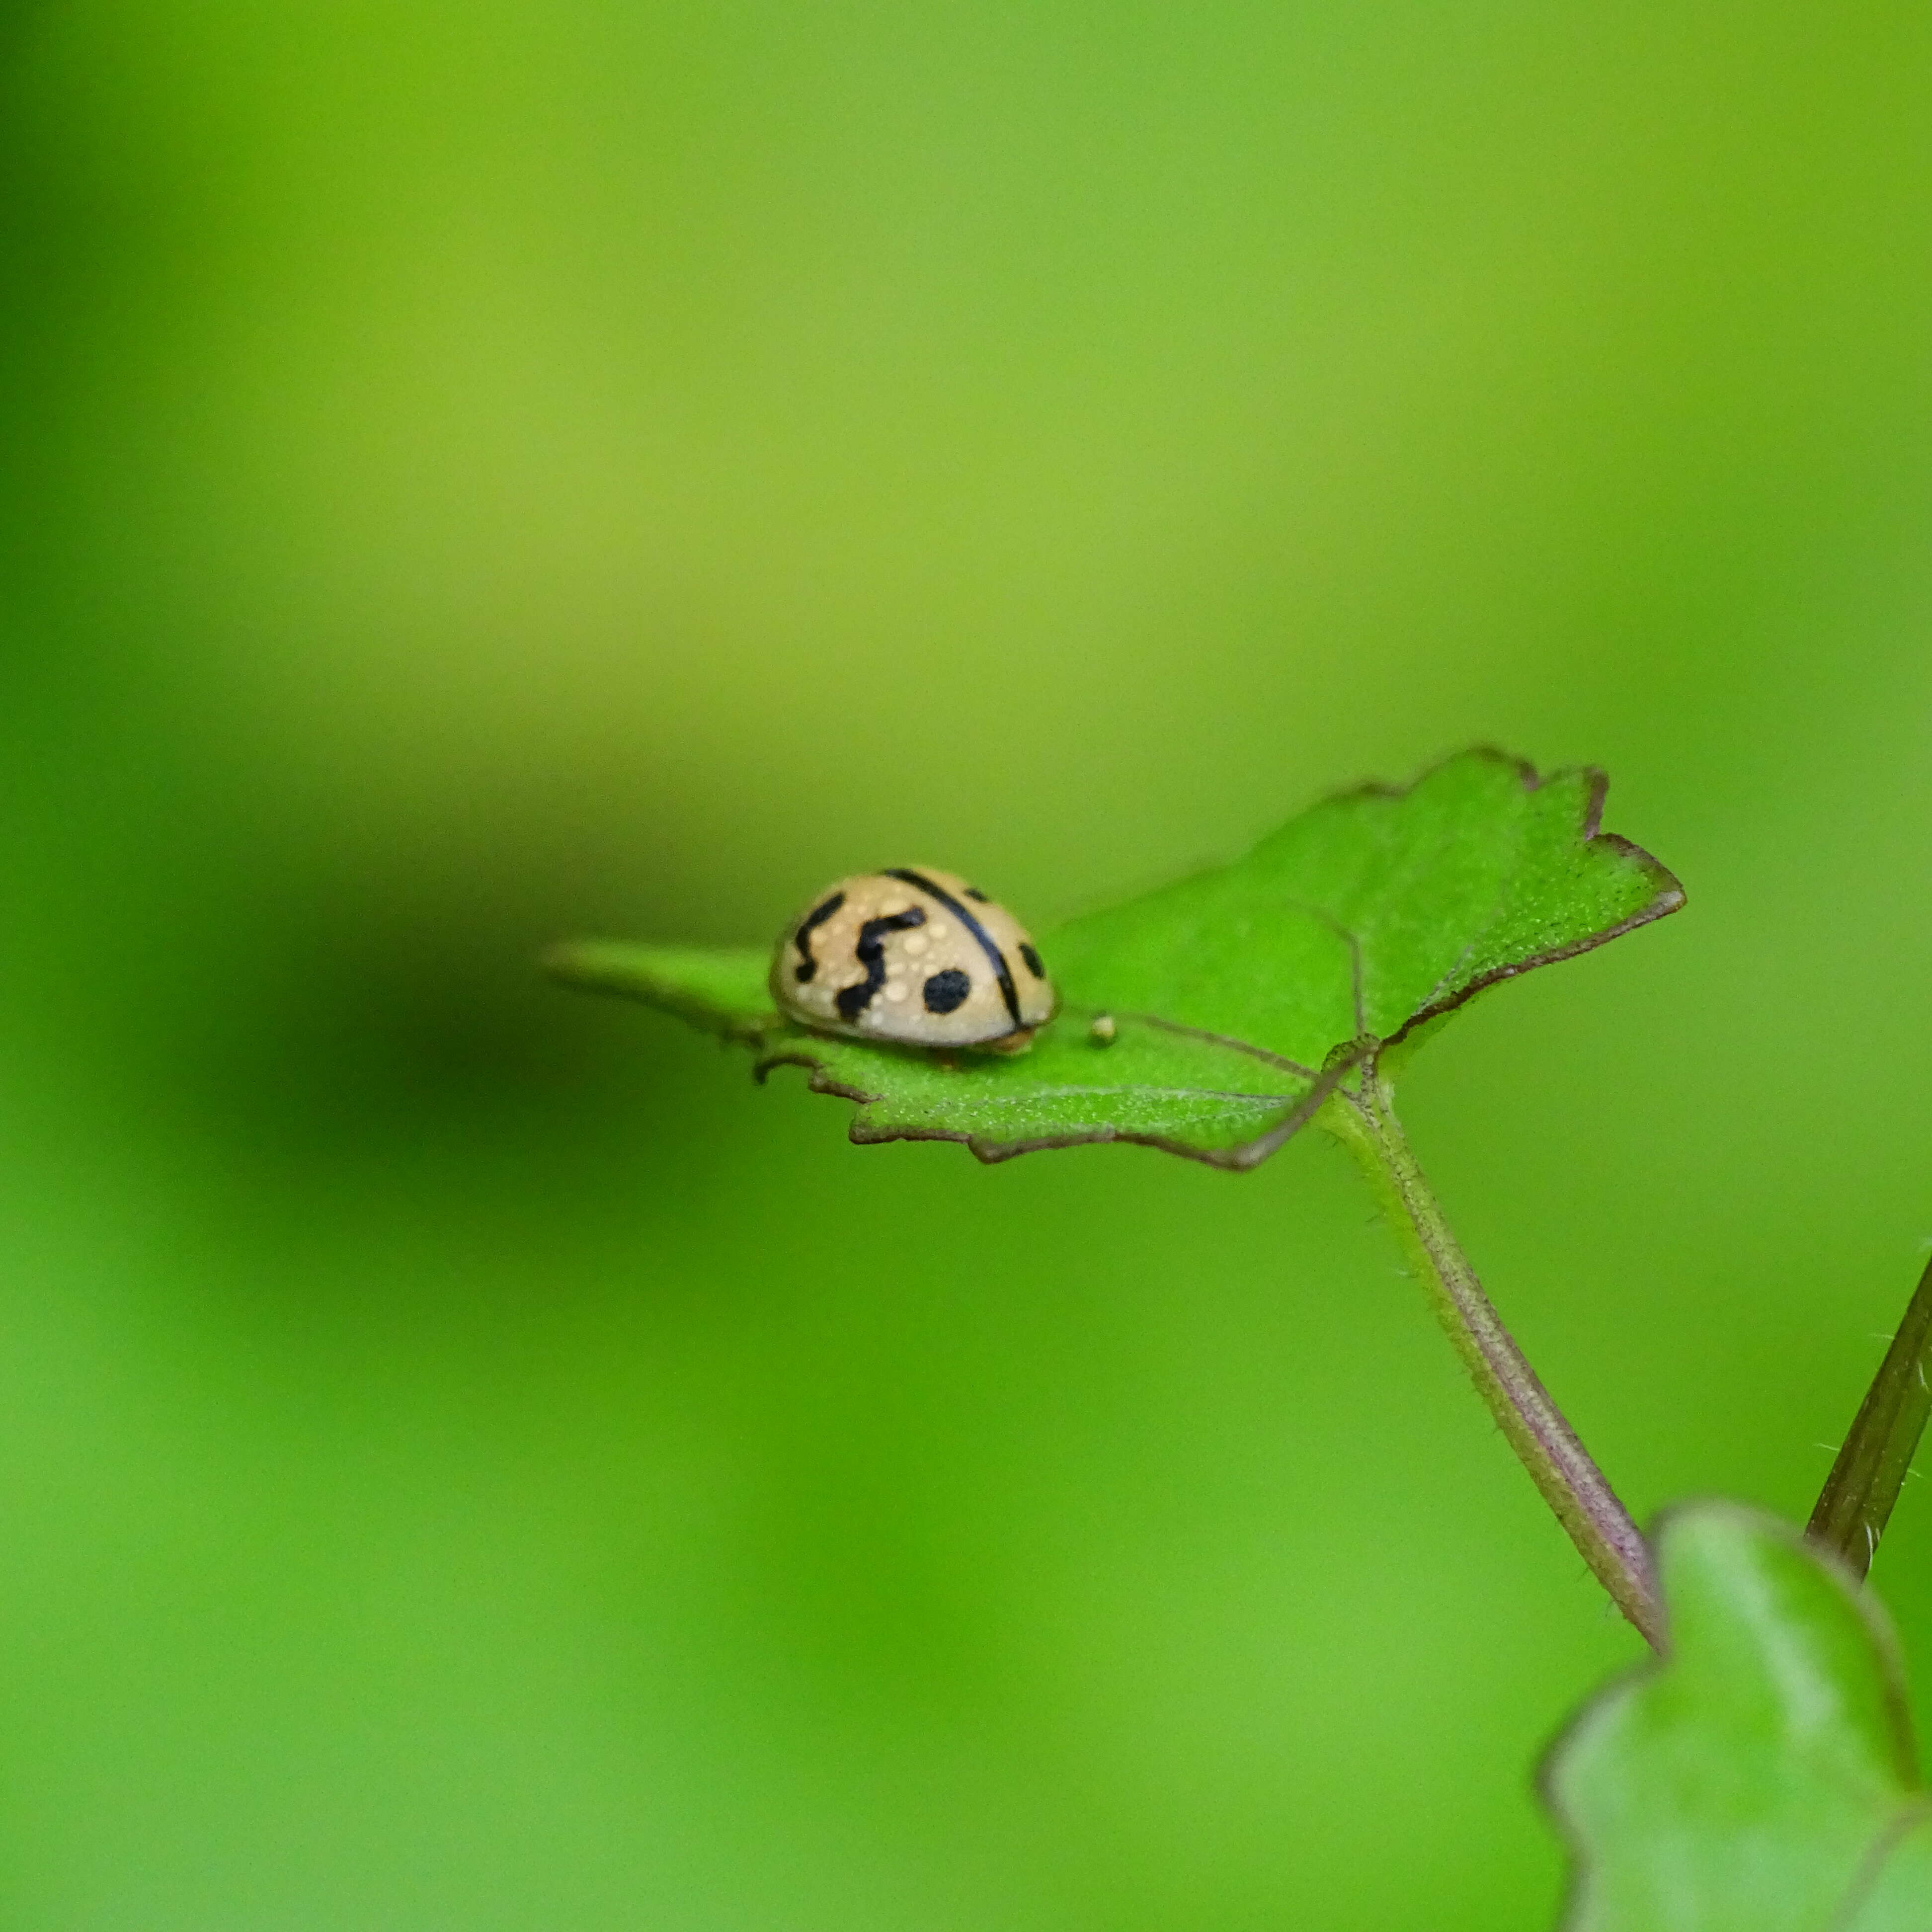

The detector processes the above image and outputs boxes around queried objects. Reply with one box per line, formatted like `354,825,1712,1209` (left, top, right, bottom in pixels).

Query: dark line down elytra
884,868,1023,1028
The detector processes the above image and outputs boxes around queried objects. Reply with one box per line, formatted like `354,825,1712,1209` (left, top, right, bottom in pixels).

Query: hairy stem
1808,1252,1932,1580
1327,1065,1663,1650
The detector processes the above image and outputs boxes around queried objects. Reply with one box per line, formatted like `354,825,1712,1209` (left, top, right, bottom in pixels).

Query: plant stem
1327,1064,1664,1650
1807,1252,1932,1580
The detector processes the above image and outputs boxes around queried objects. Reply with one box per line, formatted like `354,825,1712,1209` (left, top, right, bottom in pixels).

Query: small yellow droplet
1089,1013,1118,1046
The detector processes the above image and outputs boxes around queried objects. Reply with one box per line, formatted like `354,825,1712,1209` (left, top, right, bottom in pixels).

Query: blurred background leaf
2,2,1932,1926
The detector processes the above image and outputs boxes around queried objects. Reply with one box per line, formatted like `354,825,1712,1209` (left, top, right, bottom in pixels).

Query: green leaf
539,941,779,1043
545,748,1683,1166
1543,1502,1932,1932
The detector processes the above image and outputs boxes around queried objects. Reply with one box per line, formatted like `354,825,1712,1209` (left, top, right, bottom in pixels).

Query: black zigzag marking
835,905,927,1021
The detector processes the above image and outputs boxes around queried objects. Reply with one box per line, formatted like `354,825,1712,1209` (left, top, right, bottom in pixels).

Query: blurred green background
3,2,1931,1925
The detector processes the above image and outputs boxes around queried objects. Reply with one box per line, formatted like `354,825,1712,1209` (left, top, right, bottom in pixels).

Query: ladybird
772,867,1057,1052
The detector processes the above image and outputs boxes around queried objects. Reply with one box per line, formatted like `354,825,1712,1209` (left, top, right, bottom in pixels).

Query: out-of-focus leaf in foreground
546,749,1683,1166
1543,1503,1932,1932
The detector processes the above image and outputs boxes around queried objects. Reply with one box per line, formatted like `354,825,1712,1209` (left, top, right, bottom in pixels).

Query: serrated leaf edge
752,1032,1366,1170
1380,751,1686,1047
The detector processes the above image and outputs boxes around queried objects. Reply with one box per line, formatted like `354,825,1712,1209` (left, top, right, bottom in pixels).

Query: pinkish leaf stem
1327,1065,1664,1650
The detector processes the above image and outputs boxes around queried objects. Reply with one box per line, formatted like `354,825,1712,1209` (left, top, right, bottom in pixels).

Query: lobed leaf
546,748,1683,1166
1543,1503,1932,1932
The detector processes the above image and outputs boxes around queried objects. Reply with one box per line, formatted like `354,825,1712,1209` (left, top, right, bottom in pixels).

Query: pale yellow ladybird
771,867,1057,1052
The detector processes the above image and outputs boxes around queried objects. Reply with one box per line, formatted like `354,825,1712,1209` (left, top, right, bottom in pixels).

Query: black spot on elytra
964,886,989,902
923,968,971,1015
792,891,845,983
835,906,927,1021
1019,942,1045,977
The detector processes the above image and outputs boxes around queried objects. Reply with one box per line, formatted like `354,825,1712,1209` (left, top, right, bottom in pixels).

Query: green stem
1327,1064,1664,1650
1807,1252,1932,1580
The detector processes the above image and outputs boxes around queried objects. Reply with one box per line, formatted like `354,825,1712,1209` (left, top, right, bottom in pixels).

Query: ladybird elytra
771,867,1057,1051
